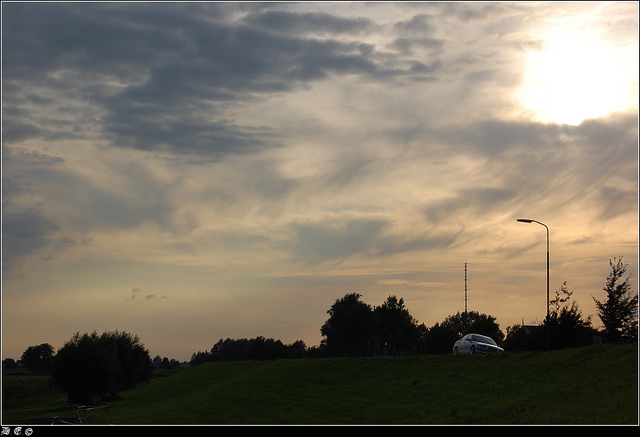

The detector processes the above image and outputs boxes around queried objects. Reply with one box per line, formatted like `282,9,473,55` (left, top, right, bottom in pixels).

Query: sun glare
516,31,638,125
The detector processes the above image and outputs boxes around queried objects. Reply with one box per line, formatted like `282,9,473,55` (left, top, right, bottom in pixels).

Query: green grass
3,343,638,425
1,374,65,411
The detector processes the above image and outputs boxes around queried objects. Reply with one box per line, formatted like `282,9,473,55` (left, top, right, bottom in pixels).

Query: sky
2,2,638,362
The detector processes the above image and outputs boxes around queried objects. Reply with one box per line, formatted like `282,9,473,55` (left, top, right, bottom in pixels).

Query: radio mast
464,263,468,313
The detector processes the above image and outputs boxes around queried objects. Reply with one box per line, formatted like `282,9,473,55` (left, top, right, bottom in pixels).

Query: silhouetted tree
248,336,283,361
3,358,18,370
104,330,153,390
321,293,375,356
51,330,152,403
545,281,595,349
443,311,504,343
421,311,503,354
503,324,536,352
20,343,55,373
421,322,460,355
592,257,638,344
286,340,308,359
52,332,122,403
210,338,252,361
373,295,421,355
190,350,212,367
190,337,309,365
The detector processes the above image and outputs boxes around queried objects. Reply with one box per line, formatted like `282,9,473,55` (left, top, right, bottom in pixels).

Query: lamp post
517,218,550,350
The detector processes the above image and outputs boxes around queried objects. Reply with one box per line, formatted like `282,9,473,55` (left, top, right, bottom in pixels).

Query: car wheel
453,347,458,355
470,346,475,354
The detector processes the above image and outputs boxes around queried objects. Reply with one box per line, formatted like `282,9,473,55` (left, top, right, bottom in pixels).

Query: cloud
424,188,518,224
1,208,60,272
127,288,141,301
2,2,450,158
1,2,636,361
292,217,388,265
596,187,638,220
243,10,374,35
127,288,168,302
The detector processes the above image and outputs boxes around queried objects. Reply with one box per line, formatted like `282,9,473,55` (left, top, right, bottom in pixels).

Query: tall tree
321,293,374,356
374,295,421,355
592,257,638,344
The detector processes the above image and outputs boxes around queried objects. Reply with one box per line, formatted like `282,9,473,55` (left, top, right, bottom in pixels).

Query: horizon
2,2,638,363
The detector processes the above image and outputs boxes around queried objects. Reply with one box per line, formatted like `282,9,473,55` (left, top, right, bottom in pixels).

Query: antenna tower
464,263,468,313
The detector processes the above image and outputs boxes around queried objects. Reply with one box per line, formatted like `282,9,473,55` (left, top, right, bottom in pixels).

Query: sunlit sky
2,2,638,362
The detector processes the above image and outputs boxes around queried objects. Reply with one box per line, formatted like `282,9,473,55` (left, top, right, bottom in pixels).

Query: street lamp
517,218,550,350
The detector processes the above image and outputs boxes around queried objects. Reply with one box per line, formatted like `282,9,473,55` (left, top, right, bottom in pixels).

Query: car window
473,335,496,345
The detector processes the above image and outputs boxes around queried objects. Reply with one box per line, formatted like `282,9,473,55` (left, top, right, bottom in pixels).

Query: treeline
188,257,638,364
152,355,189,369
190,337,310,366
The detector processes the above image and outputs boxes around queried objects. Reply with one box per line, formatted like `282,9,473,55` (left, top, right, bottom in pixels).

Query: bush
51,331,153,403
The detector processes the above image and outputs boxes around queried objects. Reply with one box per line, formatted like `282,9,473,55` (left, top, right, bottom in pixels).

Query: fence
3,403,109,425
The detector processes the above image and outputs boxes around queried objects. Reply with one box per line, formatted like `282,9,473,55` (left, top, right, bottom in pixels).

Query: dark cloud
442,2,515,22
389,37,445,55
394,13,437,35
243,10,374,35
2,3,444,157
1,208,60,273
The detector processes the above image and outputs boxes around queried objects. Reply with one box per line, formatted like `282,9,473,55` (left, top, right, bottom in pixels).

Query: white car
453,334,504,355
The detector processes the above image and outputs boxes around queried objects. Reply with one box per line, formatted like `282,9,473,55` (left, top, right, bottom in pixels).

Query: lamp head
517,219,534,223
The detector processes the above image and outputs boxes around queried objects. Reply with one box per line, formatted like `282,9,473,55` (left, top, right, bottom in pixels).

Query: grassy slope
4,343,638,425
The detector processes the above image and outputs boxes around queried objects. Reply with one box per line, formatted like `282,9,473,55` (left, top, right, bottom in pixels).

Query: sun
516,31,638,125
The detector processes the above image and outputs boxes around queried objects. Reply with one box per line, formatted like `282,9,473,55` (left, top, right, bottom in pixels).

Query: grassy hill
3,343,638,425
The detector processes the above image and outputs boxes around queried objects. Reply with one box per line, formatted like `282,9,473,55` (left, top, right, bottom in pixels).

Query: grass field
2,343,638,425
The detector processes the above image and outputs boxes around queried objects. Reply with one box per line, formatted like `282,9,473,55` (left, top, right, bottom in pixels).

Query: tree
422,311,504,355
286,340,308,359
545,281,595,349
210,338,252,361
3,358,18,370
20,343,55,373
422,322,460,355
51,330,153,403
503,324,536,353
442,311,504,344
321,293,375,356
248,336,286,361
592,257,638,344
52,332,122,403
102,330,153,390
373,295,421,355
